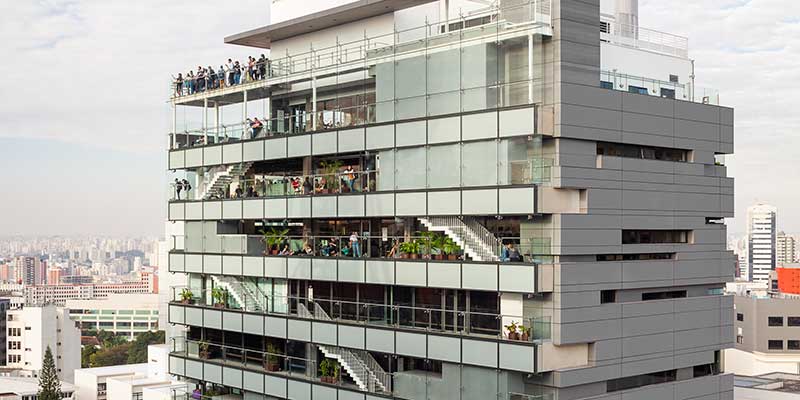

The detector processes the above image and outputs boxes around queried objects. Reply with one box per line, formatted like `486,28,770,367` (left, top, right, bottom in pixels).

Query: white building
748,203,778,283
73,345,182,400
778,231,798,267
5,305,81,383
0,376,74,400
64,294,160,340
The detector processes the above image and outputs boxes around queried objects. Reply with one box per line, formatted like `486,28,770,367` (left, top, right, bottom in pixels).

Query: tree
127,331,165,364
90,343,132,367
38,346,62,400
81,345,98,368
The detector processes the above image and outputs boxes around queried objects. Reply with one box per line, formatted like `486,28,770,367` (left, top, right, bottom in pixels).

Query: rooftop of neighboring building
0,376,75,396
735,374,800,398
74,362,148,378
63,293,160,310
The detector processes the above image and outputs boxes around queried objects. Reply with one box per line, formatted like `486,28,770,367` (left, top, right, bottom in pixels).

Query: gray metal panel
366,124,395,150
499,343,535,372
461,189,498,215
365,328,395,353
312,131,337,155
203,146,222,166
462,263,497,291
265,257,287,278
312,321,338,346
265,137,288,159
169,253,185,273
462,339,498,368
223,311,242,332
462,111,497,141
288,380,311,400
396,120,427,147
242,199,264,219
428,116,461,144
287,257,311,279
427,191,461,215
395,261,427,287
312,196,337,218
203,309,222,329
338,259,366,283
312,385,337,400
242,257,263,277
287,319,311,341
499,264,536,293
396,192,427,216
169,150,185,169
499,107,535,137
185,359,203,380
223,366,243,389
264,374,288,398
222,143,243,164
168,305,184,324
203,201,222,220
311,258,337,281
265,316,287,338
169,356,185,377
339,128,366,153
265,198,287,219
204,255,222,274
169,203,185,221
338,390,366,400
287,197,311,218
185,254,202,273
365,193,395,217
499,187,536,214
338,325,366,350
185,307,203,326
185,202,203,220
185,148,203,168
288,134,311,157
427,262,460,289
243,140,264,162
338,195,365,217
427,335,461,363
243,314,264,335
365,260,394,285
396,331,427,357
243,370,264,393
222,255,243,275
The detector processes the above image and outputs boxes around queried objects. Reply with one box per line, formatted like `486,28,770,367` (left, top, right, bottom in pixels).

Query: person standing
174,178,183,200
181,179,192,200
350,231,361,258
174,73,183,96
225,59,234,86
343,166,356,192
218,65,226,89
258,54,268,79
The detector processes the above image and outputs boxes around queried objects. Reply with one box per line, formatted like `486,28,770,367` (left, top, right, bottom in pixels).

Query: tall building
165,0,735,399
6,305,81,382
777,231,798,267
13,256,43,286
747,203,778,283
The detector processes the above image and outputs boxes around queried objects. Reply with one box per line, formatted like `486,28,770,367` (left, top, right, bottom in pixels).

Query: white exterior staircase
418,216,501,262
297,303,391,393
202,162,254,199
210,275,267,312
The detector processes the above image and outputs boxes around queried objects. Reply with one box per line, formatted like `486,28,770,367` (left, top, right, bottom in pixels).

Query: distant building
0,264,15,283
0,299,11,366
13,257,43,286
24,273,157,306
5,305,81,382
778,232,799,266
65,294,160,340
46,267,62,285
748,203,778,282
0,376,75,399
777,266,800,296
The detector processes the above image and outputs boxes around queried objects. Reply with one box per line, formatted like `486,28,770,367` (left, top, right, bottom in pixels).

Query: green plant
319,160,344,190
320,358,341,378
179,288,194,303
419,231,439,255
398,240,420,255
37,346,62,400
260,227,290,253
199,341,210,358
211,287,228,306
266,343,283,364
441,236,460,256
504,321,518,334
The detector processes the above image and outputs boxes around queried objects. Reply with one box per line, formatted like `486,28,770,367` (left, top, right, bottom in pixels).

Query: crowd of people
173,55,270,96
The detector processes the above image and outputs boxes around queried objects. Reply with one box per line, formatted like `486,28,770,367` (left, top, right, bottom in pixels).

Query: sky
0,0,797,237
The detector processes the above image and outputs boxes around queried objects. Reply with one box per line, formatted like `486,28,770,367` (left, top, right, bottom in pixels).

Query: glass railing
170,234,550,263
169,0,552,100
170,289,551,343
170,79,550,150
600,70,719,105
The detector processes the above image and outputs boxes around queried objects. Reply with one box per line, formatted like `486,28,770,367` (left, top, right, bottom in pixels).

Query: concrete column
312,77,318,131
528,34,535,103
203,98,209,144
171,103,177,149
214,103,220,144
242,90,248,138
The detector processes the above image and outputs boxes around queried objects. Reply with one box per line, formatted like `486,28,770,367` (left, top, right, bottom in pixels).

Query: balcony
600,70,719,105
600,17,689,58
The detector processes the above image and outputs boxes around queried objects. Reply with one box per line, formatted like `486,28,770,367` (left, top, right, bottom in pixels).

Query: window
788,317,800,326
600,81,613,90
597,142,688,162
789,340,800,350
600,21,610,34
622,230,689,244
601,290,616,304
736,313,744,322
736,335,744,344
769,340,784,350
628,85,649,95
642,290,687,301
769,317,784,327
607,369,677,392
660,88,676,99
693,364,714,378
669,74,679,83
596,253,675,261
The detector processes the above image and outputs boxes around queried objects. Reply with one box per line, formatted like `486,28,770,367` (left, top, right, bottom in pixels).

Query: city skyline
0,0,799,237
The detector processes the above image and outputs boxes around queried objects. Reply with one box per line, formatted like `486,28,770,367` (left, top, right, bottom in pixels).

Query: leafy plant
260,227,290,253
320,358,341,379
199,340,210,358
442,236,460,256
504,321,518,334
319,160,344,191
211,287,228,306
266,343,283,364
398,240,420,255
179,288,194,303
419,231,438,255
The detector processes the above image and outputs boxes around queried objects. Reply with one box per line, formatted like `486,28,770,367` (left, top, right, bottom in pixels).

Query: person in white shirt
225,59,234,86
349,232,361,258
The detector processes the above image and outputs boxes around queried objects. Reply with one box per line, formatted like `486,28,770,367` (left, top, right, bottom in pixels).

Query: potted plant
505,321,519,340
264,343,283,371
319,160,344,193
199,341,211,359
260,227,289,255
399,240,420,259
319,358,341,384
442,237,461,261
520,325,530,341
211,287,228,309
420,232,439,259
179,288,194,304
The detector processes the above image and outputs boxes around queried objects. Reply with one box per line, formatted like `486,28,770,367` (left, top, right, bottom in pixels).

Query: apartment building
165,0,735,399
5,305,81,383
778,232,798,267
748,203,777,283
23,273,157,305
64,294,160,339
